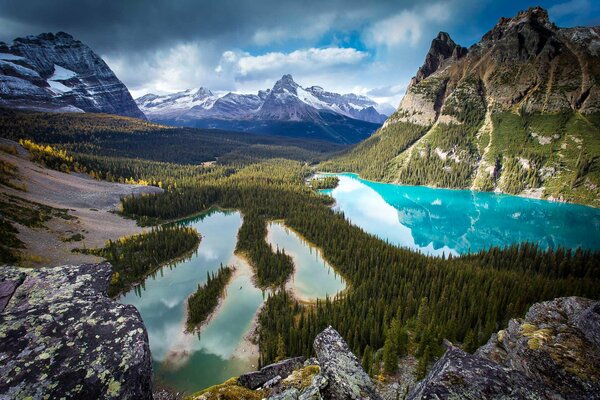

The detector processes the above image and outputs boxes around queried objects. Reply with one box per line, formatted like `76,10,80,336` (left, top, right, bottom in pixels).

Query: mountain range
321,7,600,206
0,32,144,119
137,74,392,144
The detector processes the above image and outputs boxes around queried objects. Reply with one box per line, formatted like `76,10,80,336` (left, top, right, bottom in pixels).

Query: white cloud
367,3,451,47
217,47,368,79
105,41,225,97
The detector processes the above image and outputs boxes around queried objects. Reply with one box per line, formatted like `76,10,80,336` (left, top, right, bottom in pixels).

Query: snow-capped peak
136,74,392,124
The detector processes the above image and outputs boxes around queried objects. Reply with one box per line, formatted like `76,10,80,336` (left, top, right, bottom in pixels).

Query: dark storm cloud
1,0,596,101
0,0,400,52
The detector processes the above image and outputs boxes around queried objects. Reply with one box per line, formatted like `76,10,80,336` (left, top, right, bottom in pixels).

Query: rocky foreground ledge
0,263,152,399
195,296,600,400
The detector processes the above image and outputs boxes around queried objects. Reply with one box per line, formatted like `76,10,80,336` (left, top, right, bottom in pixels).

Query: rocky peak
193,87,213,100
272,74,300,94
483,7,555,42
0,31,145,118
479,6,559,61
414,31,467,83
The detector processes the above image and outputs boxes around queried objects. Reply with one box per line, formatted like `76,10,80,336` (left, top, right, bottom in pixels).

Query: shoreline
184,264,240,334
265,219,351,304
314,170,599,209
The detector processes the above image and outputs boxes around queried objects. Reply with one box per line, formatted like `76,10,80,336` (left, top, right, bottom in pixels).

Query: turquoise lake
320,173,600,256
120,210,345,394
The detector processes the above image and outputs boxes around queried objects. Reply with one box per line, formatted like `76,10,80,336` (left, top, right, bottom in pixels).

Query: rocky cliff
0,32,145,119
194,296,599,400
0,263,153,399
322,7,600,206
410,296,600,399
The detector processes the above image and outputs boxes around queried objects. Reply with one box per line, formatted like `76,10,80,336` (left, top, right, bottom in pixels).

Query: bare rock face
409,297,600,400
313,326,382,400
0,32,145,119
0,263,153,399
476,297,600,399
414,32,467,84
390,6,600,126
238,356,306,390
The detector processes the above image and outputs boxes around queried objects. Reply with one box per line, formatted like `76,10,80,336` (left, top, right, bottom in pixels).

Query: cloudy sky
1,0,598,106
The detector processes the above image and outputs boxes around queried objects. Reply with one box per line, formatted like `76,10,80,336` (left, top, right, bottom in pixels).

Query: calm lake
120,210,345,394
320,173,600,256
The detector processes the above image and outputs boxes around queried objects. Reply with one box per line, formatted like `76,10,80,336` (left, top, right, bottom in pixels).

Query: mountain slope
321,7,600,206
0,32,144,119
137,74,387,144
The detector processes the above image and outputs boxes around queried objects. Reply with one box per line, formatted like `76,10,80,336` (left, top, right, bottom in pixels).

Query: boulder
408,341,546,399
238,356,305,389
0,263,152,399
409,297,600,399
313,326,381,400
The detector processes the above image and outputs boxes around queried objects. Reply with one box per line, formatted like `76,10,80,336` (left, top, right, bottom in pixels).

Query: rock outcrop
238,356,306,389
409,297,600,399
198,297,600,399
413,32,467,84
0,263,153,399
229,326,381,400
313,326,382,400
0,32,145,119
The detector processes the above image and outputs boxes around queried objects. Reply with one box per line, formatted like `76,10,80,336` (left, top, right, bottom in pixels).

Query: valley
1,4,600,400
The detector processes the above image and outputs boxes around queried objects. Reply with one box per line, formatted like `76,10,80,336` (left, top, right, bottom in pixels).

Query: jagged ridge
321,7,600,206
0,32,145,119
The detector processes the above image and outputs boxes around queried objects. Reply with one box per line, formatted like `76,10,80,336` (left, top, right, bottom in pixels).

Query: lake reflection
321,173,600,255
266,221,345,301
120,210,264,393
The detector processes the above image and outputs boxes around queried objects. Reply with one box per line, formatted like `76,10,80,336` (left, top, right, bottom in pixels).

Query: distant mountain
321,7,600,206
0,32,144,119
137,74,391,144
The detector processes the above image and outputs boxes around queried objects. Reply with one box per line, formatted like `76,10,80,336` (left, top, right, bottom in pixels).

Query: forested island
187,264,235,331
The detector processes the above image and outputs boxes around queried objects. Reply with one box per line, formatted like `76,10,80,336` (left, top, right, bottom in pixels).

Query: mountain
321,7,600,206
136,74,390,144
0,32,144,119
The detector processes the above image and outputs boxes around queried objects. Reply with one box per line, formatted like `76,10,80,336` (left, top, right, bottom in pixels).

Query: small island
309,176,339,190
187,264,235,331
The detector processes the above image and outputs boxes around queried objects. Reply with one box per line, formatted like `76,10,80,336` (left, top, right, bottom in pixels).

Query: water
266,221,346,301
320,173,600,256
121,210,264,393
120,210,345,394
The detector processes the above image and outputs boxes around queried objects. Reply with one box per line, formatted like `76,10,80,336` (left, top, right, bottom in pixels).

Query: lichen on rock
0,262,152,399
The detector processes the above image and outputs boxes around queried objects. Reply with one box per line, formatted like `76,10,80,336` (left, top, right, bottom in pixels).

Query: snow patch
0,53,25,61
51,64,77,80
0,60,41,78
47,80,72,94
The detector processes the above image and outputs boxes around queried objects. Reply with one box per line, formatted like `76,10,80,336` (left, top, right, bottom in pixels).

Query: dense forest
2,111,599,379
0,108,343,166
187,264,234,331
309,176,339,190
83,225,201,297
116,158,600,371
